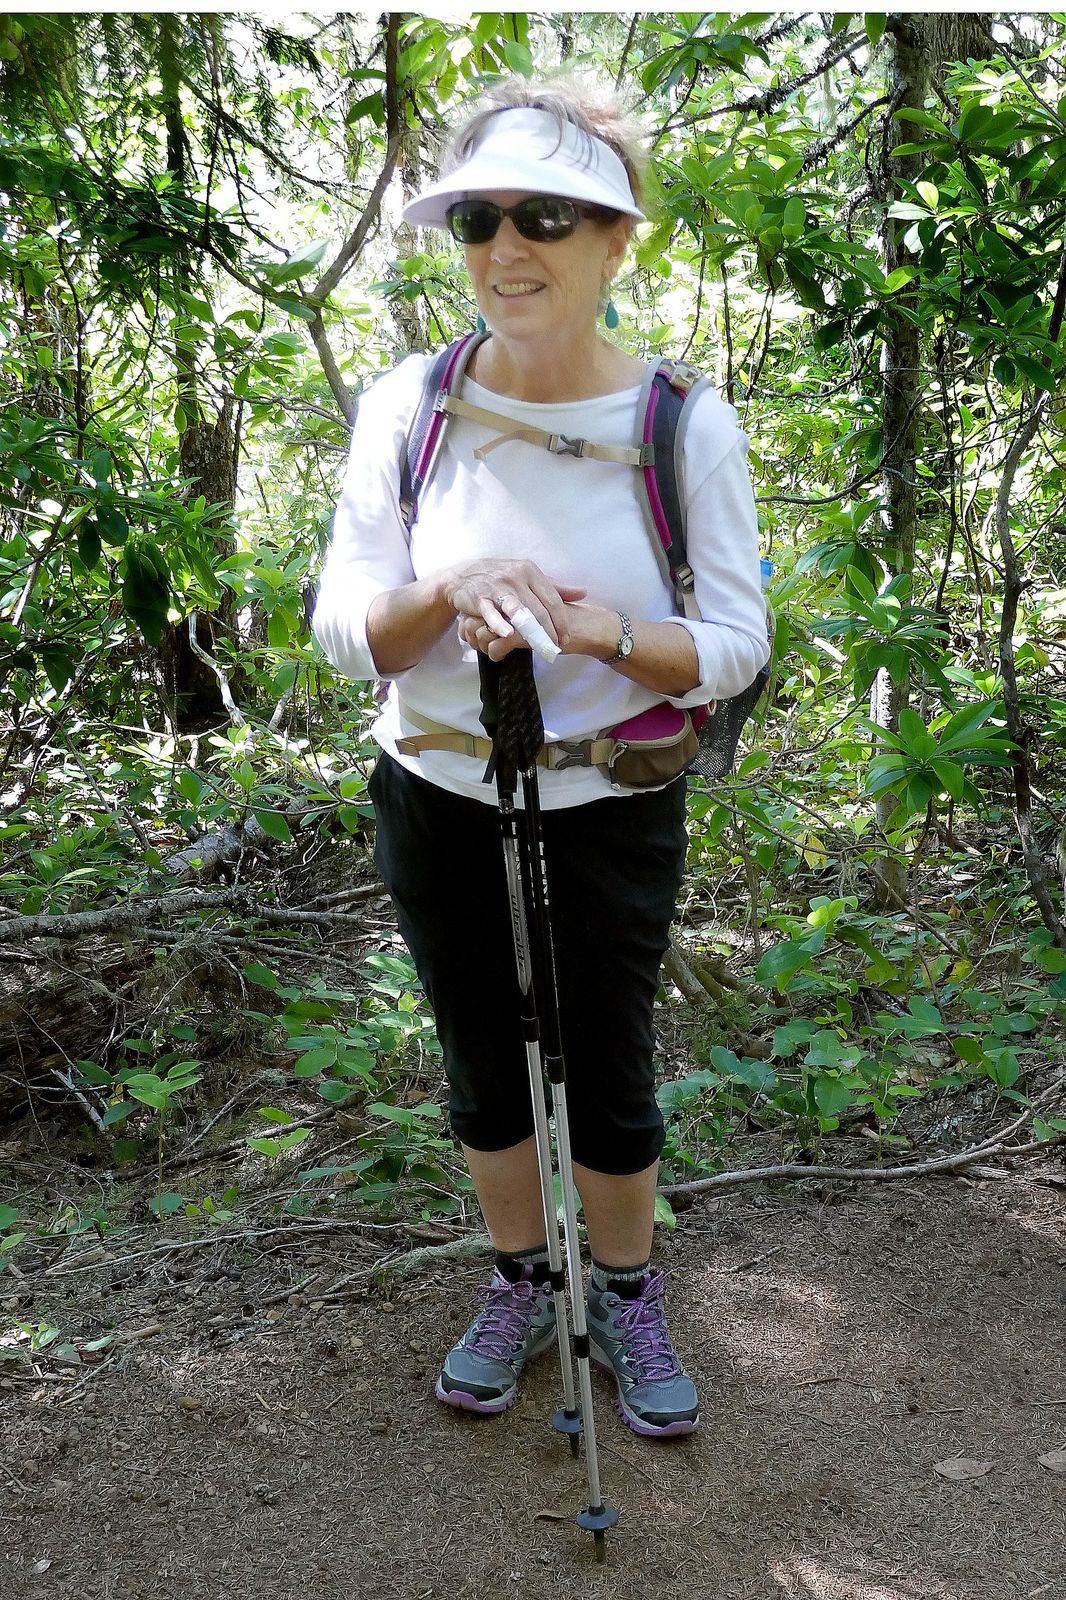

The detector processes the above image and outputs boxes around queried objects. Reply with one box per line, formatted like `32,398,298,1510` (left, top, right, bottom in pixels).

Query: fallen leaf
533,1509,569,1522
933,1456,992,1480
32,1559,51,1574
1037,1449,1066,1474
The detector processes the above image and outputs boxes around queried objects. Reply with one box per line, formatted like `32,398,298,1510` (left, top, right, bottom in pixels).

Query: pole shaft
499,803,578,1420
519,768,611,1520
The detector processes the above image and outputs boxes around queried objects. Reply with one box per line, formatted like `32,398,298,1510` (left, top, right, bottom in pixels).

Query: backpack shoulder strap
634,359,714,621
398,331,489,533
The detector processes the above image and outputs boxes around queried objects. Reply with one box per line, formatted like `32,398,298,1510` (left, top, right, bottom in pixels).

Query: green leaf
148,1192,185,1216
813,1076,853,1117
502,39,534,74
253,808,292,844
884,265,918,293
954,1036,986,1065
711,1049,778,1094
755,930,825,992
781,196,806,242
77,519,102,569
654,1192,676,1231
247,1129,311,1156
293,1044,338,1073
318,1080,356,1103
243,962,279,989
97,503,129,545
274,296,317,323
0,1205,19,1230
265,238,329,286
907,996,943,1029
865,14,886,48
41,645,73,694
931,758,964,801
894,108,950,135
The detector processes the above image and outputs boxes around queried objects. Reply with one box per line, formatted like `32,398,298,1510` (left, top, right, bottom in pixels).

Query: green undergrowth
2,902,1064,1268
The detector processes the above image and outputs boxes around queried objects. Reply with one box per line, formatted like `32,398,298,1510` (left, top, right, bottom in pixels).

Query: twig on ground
661,1083,1063,1198
38,1216,392,1278
730,1246,783,1272
369,1231,492,1284
56,1353,121,1407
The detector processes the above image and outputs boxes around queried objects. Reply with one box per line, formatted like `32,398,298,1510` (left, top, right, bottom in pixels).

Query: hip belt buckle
550,739,593,771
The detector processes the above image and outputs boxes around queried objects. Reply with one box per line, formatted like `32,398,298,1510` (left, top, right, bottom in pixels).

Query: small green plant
246,1108,312,1159
178,1186,240,1222
79,1042,202,1198
0,1206,24,1274
242,950,440,1109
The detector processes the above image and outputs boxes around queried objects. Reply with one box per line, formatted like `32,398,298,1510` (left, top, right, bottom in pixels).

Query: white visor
402,106,644,229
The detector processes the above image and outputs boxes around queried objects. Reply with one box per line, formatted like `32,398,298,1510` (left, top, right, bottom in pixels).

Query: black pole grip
478,651,543,791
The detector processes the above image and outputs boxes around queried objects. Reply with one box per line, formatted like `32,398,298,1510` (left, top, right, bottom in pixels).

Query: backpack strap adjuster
547,432,587,458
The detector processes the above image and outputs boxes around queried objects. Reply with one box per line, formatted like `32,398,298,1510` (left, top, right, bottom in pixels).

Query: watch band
605,611,633,664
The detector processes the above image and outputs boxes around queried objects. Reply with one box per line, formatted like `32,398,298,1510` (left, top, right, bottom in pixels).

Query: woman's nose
490,216,529,263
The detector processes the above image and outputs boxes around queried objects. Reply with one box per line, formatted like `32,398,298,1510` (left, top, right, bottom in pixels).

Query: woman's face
462,189,631,345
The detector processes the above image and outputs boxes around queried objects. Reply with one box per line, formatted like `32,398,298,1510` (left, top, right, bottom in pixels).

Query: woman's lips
494,283,545,298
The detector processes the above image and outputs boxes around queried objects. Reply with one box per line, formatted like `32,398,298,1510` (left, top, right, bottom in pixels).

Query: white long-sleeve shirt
313,353,769,808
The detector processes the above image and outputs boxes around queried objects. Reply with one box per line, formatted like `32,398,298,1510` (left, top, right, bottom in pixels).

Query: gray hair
444,75,647,209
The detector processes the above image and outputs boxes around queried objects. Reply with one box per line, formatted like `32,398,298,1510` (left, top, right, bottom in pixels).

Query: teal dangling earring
604,298,620,331
476,312,487,334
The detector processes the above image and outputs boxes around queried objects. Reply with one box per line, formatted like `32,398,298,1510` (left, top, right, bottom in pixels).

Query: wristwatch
605,611,634,664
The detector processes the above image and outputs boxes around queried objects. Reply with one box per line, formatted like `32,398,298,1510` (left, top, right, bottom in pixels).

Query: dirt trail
1,1171,1063,1600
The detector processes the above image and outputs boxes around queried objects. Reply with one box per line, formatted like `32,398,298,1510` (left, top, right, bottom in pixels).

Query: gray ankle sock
591,1257,651,1300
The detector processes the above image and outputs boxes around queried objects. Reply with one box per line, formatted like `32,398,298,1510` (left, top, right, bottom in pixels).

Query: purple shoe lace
465,1271,546,1361
609,1271,683,1383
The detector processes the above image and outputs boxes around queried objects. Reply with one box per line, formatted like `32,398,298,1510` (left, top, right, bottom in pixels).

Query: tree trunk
871,14,929,906
153,16,240,729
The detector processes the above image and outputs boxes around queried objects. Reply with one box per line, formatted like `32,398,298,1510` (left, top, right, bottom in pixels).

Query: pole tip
576,1504,619,1541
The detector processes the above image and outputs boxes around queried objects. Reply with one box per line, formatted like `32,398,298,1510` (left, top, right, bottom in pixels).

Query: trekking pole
478,650,619,1563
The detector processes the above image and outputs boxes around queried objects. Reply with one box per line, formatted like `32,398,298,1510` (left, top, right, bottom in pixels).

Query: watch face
619,632,634,658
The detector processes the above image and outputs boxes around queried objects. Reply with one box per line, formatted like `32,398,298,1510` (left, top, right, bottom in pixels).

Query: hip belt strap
395,702,615,771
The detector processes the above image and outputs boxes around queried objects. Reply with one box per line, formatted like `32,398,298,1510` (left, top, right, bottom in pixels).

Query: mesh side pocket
687,671,769,781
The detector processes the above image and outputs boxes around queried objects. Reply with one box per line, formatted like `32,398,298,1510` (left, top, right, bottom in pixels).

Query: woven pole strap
477,651,544,795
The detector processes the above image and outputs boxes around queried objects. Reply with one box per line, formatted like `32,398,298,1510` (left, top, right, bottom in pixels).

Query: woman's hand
445,560,586,662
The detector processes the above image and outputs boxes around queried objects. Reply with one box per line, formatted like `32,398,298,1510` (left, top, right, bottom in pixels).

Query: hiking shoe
587,1270,699,1437
436,1266,557,1415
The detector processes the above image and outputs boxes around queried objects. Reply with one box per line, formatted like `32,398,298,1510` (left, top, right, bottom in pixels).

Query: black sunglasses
446,195,604,245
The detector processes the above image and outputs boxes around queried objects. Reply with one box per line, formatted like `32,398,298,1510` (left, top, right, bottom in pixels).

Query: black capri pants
368,753,688,1175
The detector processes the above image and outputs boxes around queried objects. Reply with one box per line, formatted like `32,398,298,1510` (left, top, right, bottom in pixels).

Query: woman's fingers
458,614,529,661
478,593,514,639
446,563,584,648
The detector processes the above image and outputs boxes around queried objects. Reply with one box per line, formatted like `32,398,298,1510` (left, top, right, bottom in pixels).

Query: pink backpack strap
399,331,489,531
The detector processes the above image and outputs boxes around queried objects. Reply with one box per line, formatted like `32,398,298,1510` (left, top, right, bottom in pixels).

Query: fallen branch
374,1232,491,1282
662,940,707,1003
661,1083,1063,1197
0,886,383,943
662,940,771,1059
39,1215,395,1277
